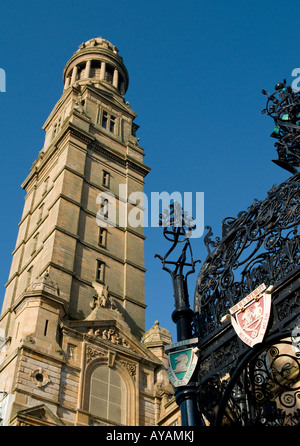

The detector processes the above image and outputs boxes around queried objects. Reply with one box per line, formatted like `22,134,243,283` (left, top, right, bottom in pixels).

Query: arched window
89,365,127,424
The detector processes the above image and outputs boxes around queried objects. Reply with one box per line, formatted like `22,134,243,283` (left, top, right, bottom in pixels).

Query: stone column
64,77,70,90
85,60,91,79
100,61,106,80
113,68,119,88
71,66,78,84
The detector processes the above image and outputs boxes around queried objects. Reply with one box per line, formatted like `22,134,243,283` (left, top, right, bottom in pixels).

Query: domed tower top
63,37,129,96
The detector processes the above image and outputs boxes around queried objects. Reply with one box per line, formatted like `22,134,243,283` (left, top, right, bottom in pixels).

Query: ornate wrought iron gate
157,81,300,426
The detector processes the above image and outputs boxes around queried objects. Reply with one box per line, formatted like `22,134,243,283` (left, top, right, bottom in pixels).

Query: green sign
167,347,198,387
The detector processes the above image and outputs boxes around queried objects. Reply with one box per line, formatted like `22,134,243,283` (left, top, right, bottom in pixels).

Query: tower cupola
62,37,129,96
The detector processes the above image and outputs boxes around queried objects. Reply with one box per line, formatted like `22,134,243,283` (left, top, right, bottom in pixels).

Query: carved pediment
65,318,162,366
15,404,64,426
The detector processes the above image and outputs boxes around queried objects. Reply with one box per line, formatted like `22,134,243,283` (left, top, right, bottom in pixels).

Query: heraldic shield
227,283,273,348
167,348,198,388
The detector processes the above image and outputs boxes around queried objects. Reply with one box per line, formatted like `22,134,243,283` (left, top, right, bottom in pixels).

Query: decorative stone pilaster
71,65,78,84
100,61,106,80
85,60,91,79
113,68,119,88
64,76,70,89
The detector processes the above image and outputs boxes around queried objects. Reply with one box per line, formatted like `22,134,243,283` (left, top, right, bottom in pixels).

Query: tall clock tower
0,38,179,427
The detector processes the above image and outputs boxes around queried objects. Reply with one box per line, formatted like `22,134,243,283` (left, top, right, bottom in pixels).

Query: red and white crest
228,284,273,348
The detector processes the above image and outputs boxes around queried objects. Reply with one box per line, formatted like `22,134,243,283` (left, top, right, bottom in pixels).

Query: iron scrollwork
262,80,300,174
194,173,300,341
155,80,300,426
216,338,300,426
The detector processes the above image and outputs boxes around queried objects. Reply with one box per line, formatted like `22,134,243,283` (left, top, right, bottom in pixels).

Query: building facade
0,37,180,426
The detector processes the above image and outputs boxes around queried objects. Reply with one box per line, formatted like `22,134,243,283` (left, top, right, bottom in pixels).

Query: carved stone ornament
120,360,136,381
86,345,107,364
27,269,60,297
87,327,132,350
30,368,50,388
90,282,119,313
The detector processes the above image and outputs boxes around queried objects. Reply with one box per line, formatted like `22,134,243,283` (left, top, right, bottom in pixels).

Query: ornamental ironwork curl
194,173,300,340
262,80,300,174
214,338,300,426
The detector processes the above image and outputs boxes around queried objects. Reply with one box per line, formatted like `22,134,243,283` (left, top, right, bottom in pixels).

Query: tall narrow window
90,60,101,79
96,260,105,283
77,64,85,80
109,116,116,133
102,111,108,129
98,228,107,247
105,65,114,84
44,320,49,336
102,171,110,188
100,198,109,218
101,110,117,134
118,74,125,95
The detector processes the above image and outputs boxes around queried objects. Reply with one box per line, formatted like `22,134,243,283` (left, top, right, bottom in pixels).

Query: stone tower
0,38,179,426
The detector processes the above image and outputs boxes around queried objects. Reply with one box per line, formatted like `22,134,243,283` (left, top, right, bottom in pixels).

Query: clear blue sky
0,0,298,340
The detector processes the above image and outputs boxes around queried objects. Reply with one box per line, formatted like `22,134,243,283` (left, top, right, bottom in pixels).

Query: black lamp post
155,202,203,426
